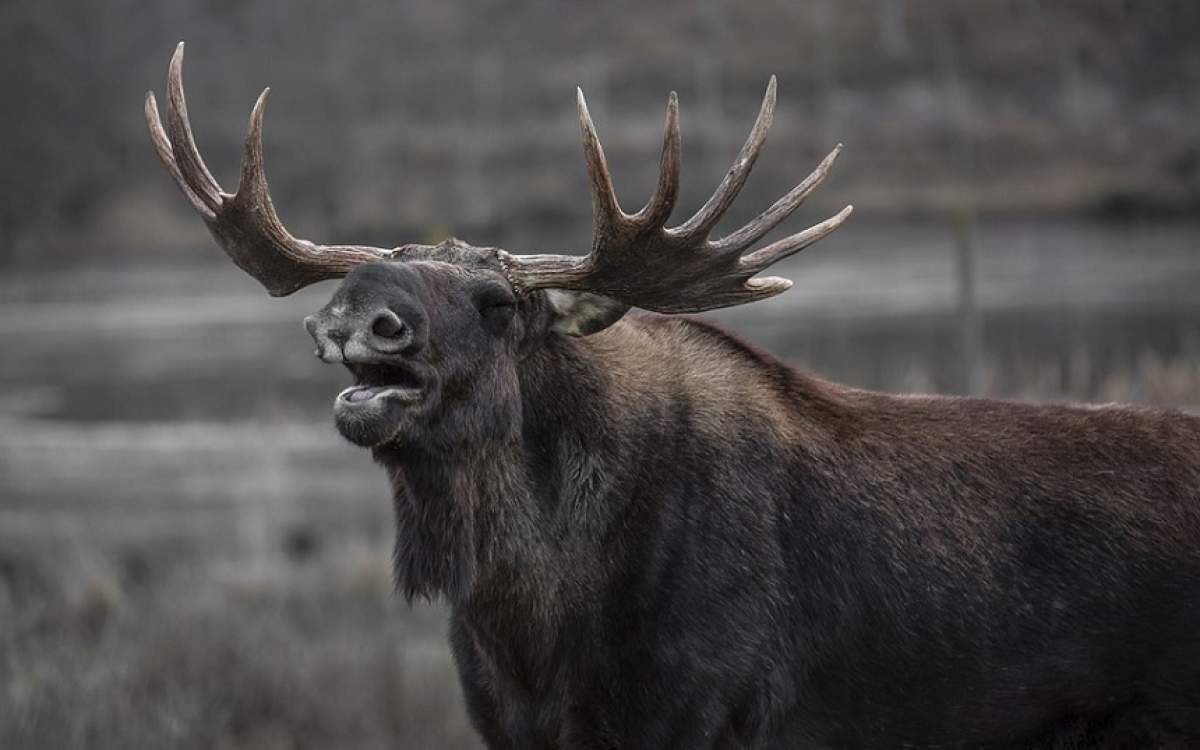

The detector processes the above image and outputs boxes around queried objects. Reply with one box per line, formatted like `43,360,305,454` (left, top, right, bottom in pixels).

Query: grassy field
2,218,1199,747
0,268,484,747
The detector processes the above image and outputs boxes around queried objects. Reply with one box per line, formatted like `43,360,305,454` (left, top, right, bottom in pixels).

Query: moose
146,44,1200,748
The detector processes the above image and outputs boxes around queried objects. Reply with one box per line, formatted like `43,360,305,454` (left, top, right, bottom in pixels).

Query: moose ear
545,290,630,337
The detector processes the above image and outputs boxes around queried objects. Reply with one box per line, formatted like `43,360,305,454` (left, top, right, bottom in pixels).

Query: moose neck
371,328,630,611
373,393,532,606
371,315,831,615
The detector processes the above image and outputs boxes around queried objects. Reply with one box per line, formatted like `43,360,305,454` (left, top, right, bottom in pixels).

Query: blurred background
2,1,1199,747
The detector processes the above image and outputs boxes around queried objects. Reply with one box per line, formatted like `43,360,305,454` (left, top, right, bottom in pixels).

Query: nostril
371,310,407,340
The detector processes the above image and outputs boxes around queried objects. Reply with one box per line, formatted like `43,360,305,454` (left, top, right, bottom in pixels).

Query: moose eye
473,284,517,334
479,301,516,334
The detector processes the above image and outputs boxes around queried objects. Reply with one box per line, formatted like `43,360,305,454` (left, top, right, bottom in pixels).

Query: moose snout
304,307,420,363
304,313,342,362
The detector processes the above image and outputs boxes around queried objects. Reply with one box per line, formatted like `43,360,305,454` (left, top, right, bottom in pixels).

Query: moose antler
144,43,399,296
498,77,852,313
146,45,851,311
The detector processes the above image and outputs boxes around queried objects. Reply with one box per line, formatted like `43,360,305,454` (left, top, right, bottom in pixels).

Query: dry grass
0,542,480,750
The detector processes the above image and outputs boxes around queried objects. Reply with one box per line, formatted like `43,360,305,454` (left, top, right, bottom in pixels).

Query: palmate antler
499,78,851,313
146,44,851,312
145,43,399,296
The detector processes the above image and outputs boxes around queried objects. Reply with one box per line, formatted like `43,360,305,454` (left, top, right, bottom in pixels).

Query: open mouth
331,362,430,448
338,363,427,406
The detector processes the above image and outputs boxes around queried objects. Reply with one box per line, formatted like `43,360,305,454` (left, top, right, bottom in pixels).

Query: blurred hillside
3,0,1199,267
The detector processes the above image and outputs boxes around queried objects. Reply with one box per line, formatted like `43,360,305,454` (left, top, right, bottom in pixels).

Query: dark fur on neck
372,324,625,607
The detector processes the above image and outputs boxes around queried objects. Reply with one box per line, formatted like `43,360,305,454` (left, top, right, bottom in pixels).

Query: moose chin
146,42,1200,749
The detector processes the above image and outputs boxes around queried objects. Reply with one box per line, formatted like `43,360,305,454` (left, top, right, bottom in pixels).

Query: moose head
145,43,850,451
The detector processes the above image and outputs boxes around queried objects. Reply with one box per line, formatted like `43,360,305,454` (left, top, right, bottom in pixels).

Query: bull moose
145,44,1200,748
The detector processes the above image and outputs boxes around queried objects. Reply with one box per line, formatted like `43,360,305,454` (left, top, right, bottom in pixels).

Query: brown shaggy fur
306,257,1200,748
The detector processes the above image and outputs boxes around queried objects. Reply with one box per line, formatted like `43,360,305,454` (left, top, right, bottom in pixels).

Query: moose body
146,44,1200,748
377,306,1200,748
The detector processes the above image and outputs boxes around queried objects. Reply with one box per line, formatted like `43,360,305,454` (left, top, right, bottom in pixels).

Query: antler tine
145,92,215,220
670,75,776,240
232,85,305,255
712,143,843,254
237,87,272,200
577,88,626,235
164,43,223,213
634,92,682,227
739,204,854,273
145,44,397,297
